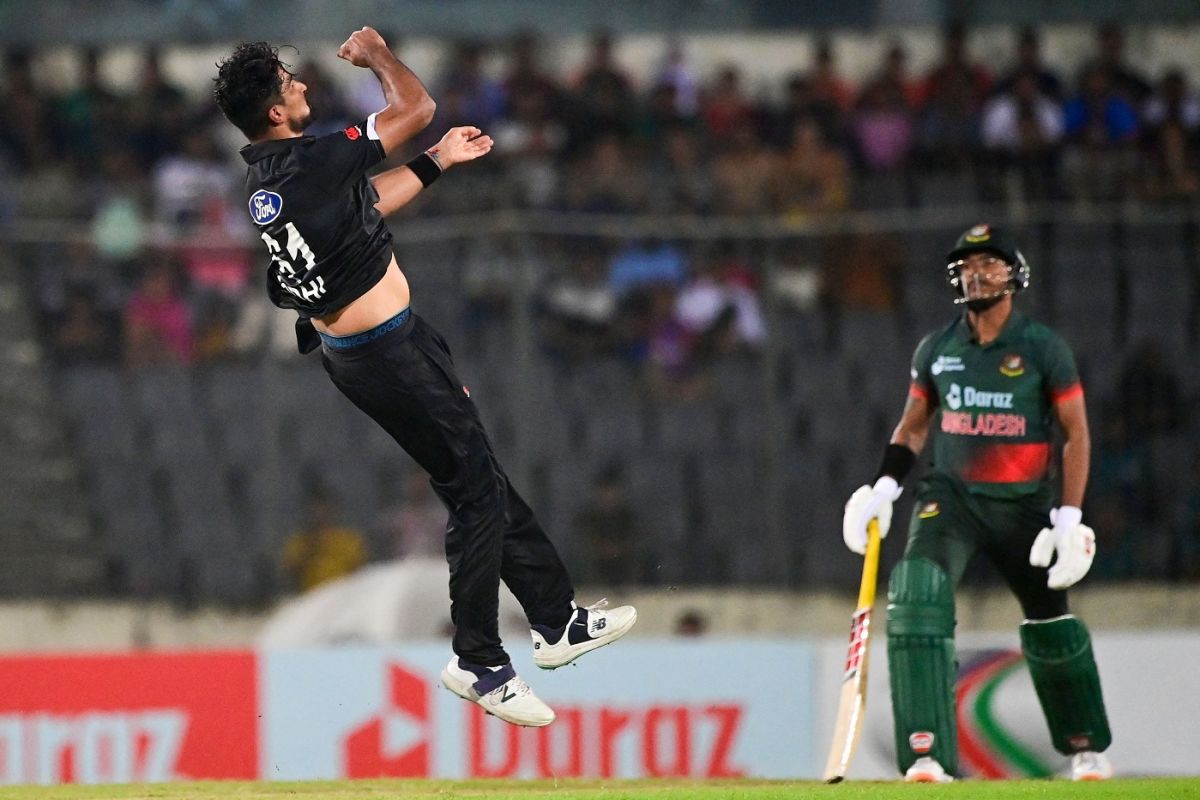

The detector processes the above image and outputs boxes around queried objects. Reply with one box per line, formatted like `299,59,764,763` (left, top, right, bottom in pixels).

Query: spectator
851,44,918,173
674,242,767,359
1088,21,1152,104
491,45,565,207
634,83,694,149
57,47,123,168
1062,66,1140,201
122,254,193,368
571,464,645,586
125,47,189,165
151,128,236,228
538,239,617,358
1064,66,1140,145
710,119,777,215
503,29,564,118
562,133,642,213
700,65,756,140
915,21,992,169
653,38,700,117
434,40,506,131
495,34,568,207
1142,68,1200,132
642,285,705,401
980,71,1065,201
981,72,1065,152
0,49,54,168
567,29,636,150
89,146,150,274
994,26,1063,100
642,125,713,214
770,117,850,218
178,193,253,310
810,38,854,114
282,488,369,593
1140,69,1200,202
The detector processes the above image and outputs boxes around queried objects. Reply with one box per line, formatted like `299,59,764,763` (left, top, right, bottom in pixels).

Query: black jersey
240,114,391,318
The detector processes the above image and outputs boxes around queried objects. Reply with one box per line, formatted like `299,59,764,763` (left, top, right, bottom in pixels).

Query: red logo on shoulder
344,126,361,141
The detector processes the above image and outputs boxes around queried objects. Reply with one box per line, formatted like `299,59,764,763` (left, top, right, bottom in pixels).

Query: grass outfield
0,779,1196,800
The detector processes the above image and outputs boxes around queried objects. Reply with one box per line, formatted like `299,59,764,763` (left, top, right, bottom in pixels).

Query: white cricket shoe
440,657,555,727
531,598,638,670
1071,751,1114,781
905,756,954,783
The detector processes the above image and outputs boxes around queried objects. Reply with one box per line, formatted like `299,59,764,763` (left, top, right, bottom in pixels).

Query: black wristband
876,443,916,482
406,152,443,187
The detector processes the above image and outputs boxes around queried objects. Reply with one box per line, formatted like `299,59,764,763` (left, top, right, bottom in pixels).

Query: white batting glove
1029,505,1096,590
842,476,902,555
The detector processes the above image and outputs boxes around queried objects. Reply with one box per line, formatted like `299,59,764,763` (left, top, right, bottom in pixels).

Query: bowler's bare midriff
312,254,411,335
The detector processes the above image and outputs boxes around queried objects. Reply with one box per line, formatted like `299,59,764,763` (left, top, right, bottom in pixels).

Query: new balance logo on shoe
531,599,637,670
440,658,554,727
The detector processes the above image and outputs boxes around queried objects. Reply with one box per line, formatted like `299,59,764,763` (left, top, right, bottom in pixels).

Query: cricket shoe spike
1071,751,1114,781
905,756,954,783
440,657,555,727
531,598,638,669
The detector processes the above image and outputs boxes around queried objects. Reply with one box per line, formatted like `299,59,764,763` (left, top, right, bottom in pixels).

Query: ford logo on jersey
249,190,283,225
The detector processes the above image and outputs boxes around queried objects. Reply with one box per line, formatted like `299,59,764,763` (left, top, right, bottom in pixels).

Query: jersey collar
240,136,312,164
954,308,1027,346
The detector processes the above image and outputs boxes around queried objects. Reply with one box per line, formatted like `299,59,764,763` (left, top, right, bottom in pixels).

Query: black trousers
321,312,575,665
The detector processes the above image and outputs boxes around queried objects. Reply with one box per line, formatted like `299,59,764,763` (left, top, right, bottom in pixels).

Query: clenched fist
337,27,390,68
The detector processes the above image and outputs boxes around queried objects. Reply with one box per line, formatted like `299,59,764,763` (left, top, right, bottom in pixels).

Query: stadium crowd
2,21,1198,592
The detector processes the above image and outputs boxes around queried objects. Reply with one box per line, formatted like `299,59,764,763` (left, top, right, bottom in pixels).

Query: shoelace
583,598,609,615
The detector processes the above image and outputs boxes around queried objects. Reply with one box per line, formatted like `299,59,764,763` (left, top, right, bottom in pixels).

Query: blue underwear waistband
318,307,411,350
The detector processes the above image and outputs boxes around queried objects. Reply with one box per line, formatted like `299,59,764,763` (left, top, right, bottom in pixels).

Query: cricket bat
822,519,883,783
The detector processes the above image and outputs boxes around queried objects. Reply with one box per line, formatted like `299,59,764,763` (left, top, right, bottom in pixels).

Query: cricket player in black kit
214,27,636,727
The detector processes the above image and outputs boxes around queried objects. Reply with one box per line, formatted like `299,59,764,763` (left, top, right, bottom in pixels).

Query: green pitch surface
0,779,1196,800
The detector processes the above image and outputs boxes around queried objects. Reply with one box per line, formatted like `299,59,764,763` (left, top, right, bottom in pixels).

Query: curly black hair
213,42,291,139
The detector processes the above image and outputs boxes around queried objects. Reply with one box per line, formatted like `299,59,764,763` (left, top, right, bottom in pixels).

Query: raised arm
337,27,435,154
371,126,494,217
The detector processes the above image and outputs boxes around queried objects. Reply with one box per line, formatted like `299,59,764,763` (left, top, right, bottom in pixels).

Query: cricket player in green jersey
842,224,1113,782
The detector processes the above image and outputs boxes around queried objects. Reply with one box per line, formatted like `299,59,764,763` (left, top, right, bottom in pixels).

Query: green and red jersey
909,310,1083,498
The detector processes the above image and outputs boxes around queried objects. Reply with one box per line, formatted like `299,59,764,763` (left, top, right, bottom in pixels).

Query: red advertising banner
0,652,257,784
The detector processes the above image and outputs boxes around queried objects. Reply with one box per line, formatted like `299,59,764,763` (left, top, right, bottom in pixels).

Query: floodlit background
0,0,1197,786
